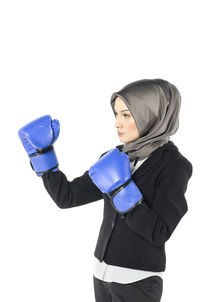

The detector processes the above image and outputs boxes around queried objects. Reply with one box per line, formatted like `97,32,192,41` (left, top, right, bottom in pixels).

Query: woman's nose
115,116,123,128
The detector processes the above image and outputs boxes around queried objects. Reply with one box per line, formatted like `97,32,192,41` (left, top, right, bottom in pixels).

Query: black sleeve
42,169,103,209
125,160,193,246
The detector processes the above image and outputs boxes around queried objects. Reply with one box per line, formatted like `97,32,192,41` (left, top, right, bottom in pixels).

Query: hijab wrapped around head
110,79,181,161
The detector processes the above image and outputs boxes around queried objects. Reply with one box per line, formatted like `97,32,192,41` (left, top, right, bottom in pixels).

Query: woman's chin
119,137,125,143
119,137,139,143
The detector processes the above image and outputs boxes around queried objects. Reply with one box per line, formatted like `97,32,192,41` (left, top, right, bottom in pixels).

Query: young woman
18,78,193,302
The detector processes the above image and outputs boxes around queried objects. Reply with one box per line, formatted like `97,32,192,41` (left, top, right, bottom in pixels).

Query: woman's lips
118,132,124,136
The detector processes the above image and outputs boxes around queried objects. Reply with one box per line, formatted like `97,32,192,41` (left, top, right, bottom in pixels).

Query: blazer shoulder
164,147,193,178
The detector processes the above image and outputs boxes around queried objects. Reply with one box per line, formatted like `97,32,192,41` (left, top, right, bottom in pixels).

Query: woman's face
114,96,140,143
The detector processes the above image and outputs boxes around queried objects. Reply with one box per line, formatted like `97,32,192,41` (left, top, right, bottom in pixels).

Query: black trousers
93,275,163,302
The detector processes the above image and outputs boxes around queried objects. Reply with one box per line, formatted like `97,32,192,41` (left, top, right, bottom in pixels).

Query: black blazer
42,140,193,272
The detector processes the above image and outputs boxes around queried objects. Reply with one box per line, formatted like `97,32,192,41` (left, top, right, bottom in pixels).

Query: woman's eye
114,112,130,118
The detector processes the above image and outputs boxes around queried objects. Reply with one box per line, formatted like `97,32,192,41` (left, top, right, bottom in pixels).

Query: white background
0,0,199,301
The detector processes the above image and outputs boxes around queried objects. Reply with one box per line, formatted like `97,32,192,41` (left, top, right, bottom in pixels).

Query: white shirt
93,156,164,283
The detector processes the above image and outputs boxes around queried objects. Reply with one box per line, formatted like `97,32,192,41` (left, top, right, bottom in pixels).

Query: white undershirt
93,156,164,283
93,257,164,283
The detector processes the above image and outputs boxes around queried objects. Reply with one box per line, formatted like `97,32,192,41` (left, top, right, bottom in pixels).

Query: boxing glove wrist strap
29,146,59,176
108,178,143,215
108,178,133,200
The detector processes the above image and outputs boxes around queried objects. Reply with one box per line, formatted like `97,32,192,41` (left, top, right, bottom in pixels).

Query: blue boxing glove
89,148,143,215
18,115,60,176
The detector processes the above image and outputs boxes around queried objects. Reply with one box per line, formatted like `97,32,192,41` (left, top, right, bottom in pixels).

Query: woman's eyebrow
114,109,130,113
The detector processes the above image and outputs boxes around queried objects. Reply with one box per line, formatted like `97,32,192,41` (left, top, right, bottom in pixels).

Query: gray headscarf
110,79,181,162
